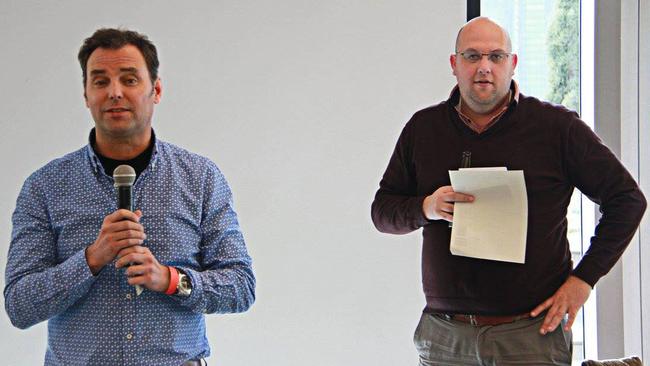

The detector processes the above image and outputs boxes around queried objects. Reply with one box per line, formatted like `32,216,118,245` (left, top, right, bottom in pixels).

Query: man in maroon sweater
372,17,646,365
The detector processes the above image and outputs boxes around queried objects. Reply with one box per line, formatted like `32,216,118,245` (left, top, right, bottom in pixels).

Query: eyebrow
119,67,138,74
462,48,508,53
89,67,139,76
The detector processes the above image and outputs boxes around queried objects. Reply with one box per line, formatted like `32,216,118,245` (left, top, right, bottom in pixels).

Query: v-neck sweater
372,90,646,315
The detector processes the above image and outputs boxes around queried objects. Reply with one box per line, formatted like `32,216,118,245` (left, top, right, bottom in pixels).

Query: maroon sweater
371,90,646,315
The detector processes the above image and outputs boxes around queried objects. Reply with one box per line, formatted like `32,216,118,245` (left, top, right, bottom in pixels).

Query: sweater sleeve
371,117,432,234
564,115,646,287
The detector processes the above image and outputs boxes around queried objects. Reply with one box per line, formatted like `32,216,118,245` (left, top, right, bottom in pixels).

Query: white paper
448,168,528,263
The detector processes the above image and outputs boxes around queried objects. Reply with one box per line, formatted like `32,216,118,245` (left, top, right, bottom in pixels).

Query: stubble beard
96,114,143,141
467,89,500,114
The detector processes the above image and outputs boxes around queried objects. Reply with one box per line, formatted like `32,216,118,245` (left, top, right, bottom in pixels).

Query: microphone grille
113,165,136,186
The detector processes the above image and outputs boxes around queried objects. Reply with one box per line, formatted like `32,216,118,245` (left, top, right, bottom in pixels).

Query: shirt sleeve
4,174,96,329
564,114,647,287
172,163,255,314
371,116,432,234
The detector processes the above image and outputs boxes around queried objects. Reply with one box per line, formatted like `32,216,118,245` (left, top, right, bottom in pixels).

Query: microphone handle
116,185,142,295
117,186,133,211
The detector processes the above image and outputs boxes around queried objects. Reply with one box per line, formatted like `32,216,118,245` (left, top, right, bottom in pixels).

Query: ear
84,89,89,108
450,54,458,76
153,78,162,104
510,53,518,75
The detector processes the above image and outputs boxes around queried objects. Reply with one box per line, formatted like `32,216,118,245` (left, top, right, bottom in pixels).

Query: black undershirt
91,129,155,180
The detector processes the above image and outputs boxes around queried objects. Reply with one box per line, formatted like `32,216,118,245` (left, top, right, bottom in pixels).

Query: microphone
113,165,143,295
113,165,135,210
461,151,472,169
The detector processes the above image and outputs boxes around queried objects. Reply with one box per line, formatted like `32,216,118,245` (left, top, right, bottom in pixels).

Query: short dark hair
78,28,159,87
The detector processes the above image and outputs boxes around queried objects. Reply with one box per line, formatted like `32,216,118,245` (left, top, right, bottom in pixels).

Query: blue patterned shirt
4,132,255,366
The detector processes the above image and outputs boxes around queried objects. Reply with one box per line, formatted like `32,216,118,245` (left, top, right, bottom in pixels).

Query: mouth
104,107,131,113
474,80,493,85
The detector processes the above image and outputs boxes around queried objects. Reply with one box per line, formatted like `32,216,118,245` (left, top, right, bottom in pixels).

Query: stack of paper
448,167,528,263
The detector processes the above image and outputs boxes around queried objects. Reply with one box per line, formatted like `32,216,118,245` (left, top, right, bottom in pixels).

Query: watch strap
165,266,179,295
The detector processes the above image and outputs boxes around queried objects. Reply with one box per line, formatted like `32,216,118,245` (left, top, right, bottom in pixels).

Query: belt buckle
468,314,478,326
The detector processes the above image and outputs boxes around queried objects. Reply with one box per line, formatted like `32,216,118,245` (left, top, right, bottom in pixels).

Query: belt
441,312,531,326
181,360,203,366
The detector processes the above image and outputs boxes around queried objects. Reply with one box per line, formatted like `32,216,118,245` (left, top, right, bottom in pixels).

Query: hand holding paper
448,168,528,263
422,186,475,222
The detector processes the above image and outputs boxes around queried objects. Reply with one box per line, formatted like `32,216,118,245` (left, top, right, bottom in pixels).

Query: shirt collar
86,128,160,175
450,80,519,133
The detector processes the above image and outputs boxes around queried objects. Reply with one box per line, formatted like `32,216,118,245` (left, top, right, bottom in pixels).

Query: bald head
450,16,517,117
455,17,512,53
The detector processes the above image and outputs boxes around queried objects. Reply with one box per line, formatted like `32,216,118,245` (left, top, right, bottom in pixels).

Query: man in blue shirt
4,28,255,366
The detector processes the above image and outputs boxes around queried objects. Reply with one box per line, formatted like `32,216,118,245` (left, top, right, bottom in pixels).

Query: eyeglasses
457,51,511,64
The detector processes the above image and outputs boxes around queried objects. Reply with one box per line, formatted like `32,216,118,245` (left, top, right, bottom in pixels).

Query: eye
124,77,138,86
465,52,481,62
488,53,505,63
92,79,108,87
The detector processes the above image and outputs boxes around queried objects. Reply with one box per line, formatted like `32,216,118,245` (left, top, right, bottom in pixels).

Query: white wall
0,1,463,365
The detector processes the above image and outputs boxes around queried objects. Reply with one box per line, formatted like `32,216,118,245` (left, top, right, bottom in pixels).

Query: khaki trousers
414,312,572,366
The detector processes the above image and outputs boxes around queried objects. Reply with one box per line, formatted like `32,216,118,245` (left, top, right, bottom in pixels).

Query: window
473,1,595,364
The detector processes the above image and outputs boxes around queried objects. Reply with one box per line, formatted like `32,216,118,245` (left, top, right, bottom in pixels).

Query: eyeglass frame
455,50,513,64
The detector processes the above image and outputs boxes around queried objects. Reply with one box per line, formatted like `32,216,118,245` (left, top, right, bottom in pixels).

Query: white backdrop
0,1,463,365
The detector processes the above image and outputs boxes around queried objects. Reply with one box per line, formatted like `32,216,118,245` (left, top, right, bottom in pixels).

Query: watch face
176,273,192,296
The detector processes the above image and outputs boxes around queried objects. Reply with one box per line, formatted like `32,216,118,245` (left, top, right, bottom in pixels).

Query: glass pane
480,1,584,364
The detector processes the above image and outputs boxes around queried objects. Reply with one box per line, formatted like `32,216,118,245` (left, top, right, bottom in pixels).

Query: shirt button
126,294,132,300
126,333,133,340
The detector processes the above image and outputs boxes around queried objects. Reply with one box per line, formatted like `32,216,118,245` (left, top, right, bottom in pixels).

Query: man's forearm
4,249,96,329
371,192,430,234
172,262,255,314
572,189,647,287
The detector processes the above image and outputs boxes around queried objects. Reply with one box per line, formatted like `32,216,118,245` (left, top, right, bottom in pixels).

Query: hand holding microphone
85,166,171,295
112,165,145,295
111,165,172,295
84,165,146,294
84,209,146,275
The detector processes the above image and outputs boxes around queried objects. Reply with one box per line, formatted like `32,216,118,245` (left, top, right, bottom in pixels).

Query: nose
108,82,123,100
477,56,492,75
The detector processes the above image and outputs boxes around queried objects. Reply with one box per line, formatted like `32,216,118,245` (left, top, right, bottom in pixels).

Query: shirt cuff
170,266,205,312
571,261,600,288
413,196,432,227
56,249,97,291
